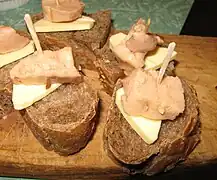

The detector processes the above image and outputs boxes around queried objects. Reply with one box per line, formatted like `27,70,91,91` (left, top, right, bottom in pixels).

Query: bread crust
0,89,14,120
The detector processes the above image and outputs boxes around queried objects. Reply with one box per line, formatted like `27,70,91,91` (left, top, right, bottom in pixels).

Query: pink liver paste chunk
0,26,30,54
10,47,81,86
126,19,163,53
121,68,185,120
42,0,85,22
112,18,164,69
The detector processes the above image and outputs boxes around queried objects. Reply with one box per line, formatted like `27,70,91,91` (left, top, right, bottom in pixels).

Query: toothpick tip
24,14,31,23
157,41,176,84
24,14,29,19
169,42,176,47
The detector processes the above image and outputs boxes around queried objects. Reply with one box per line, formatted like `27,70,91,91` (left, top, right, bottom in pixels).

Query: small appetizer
104,43,200,175
109,18,177,74
10,14,99,156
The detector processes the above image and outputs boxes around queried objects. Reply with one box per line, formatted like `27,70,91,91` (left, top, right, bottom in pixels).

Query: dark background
180,0,217,37
128,163,217,180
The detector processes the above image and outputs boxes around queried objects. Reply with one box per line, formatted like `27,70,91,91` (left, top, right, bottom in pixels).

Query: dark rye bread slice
32,10,111,51
104,79,200,175
20,81,99,156
93,40,125,95
93,29,124,95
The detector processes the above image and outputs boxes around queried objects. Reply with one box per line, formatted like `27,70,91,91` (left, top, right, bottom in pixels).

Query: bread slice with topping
104,79,200,175
0,29,99,155
21,81,99,155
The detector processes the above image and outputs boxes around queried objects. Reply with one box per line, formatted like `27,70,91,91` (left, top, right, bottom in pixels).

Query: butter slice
109,33,127,50
12,83,61,110
144,48,177,70
109,32,177,70
0,41,35,68
115,88,161,144
34,16,95,32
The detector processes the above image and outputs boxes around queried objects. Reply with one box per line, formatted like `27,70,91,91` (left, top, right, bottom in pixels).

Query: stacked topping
42,0,85,22
116,68,185,144
0,26,30,54
0,26,35,68
110,18,163,70
109,18,178,75
34,0,95,32
10,14,81,110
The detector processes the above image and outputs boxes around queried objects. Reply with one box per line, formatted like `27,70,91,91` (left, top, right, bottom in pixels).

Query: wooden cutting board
0,34,216,179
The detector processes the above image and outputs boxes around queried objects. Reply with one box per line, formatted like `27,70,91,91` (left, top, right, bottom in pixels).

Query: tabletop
0,1,198,180
0,35,216,179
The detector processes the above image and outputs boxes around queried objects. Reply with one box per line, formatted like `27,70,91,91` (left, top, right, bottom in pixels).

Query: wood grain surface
163,35,217,165
0,34,216,179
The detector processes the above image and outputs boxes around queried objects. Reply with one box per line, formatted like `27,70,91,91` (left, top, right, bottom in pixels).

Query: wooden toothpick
146,18,151,33
24,14,43,53
56,0,60,6
157,42,176,84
